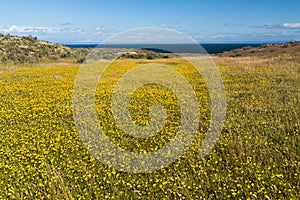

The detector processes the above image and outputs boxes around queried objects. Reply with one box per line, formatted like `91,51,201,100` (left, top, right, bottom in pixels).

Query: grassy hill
0,34,89,64
218,40,300,58
0,34,171,64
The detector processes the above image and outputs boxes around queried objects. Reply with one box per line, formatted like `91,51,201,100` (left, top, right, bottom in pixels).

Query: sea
64,43,263,54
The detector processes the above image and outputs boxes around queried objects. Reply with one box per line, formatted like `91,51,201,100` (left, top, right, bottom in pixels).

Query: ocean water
64,43,262,54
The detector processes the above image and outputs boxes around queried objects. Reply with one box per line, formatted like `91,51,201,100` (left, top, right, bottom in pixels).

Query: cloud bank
0,23,299,43
252,22,300,29
283,23,300,29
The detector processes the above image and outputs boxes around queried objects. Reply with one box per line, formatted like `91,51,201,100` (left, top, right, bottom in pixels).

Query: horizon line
61,40,295,45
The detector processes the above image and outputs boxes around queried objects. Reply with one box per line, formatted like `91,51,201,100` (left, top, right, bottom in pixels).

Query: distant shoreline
64,43,264,54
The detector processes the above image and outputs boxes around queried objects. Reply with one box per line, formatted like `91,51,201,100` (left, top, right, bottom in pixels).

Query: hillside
0,34,89,63
218,40,300,58
0,34,171,64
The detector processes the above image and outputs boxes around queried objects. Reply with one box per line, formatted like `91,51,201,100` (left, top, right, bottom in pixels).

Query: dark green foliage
119,50,170,60
76,56,86,63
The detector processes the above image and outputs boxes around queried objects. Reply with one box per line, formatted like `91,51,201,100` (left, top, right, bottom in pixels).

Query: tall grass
0,56,299,199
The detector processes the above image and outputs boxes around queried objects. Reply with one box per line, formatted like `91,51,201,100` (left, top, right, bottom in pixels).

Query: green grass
0,57,299,199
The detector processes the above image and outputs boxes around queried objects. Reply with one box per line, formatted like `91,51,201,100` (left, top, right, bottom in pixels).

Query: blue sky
1,0,300,43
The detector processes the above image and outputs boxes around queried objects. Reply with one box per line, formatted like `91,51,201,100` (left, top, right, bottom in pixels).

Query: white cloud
102,28,196,44
283,22,300,29
69,28,86,34
224,23,244,27
59,22,72,26
0,25,88,35
94,26,106,35
160,23,168,28
252,22,300,29
0,25,93,43
0,25,60,34
95,26,105,31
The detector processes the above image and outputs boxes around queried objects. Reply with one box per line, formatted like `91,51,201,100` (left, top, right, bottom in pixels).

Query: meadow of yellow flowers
0,56,299,199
